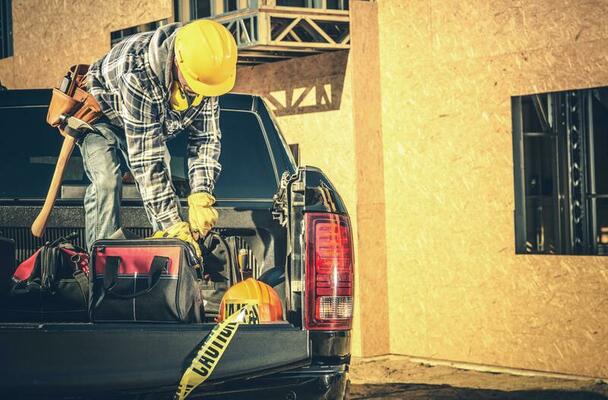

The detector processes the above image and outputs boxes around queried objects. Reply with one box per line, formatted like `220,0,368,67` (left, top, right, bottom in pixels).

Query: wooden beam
303,16,335,43
260,6,349,18
180,0,191,21
268,40,349,49
268,10,349,22
238,19,253,43
274,17,302,41
237,61,261,66
238,51,290,58
213,0,224,16
238,56,290,63
212,6,349,22
257,10,270,45
246,44,322,53
213,8,258,21
225,20,237,30
286,30,303,42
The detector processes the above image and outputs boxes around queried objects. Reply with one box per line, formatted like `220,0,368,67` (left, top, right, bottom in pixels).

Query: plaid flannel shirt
87,24,221,229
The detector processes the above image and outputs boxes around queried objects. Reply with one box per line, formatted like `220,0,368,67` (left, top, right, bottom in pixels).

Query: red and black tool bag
1,237,89,322
90,239,204,323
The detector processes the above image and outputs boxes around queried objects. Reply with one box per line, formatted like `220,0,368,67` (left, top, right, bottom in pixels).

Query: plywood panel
350,0,390,356
431,0,608,62
0,0,172,89
0,57,15,88
379,0,608,378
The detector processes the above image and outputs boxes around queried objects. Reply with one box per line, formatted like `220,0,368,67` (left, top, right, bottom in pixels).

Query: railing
212,5,350,64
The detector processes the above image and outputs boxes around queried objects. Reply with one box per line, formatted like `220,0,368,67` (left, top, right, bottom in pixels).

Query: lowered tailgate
0,322,309,396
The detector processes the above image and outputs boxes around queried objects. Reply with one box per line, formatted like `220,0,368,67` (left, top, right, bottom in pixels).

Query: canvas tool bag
90,239,205,323
46,64,102,135
0,237,89,322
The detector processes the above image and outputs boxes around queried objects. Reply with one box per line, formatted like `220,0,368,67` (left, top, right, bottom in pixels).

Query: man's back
87,24,180,127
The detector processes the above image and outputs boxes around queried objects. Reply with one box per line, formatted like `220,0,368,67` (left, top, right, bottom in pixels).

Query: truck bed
0,322,309,396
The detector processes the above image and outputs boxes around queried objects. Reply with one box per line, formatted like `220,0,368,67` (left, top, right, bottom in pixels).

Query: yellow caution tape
175,302,260,400
223,299,261,325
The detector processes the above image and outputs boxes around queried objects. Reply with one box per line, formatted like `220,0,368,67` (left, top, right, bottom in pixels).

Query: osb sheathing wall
349,1,390,357
0,0,172,89
379,0,608,378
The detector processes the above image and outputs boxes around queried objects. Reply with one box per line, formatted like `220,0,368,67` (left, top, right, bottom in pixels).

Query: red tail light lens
305,213,354,330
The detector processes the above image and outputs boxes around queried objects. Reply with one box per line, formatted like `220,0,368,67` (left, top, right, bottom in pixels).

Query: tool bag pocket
47,88,82,127
90,239,204,323
0,237,89,322
200,232,237,319
46,64,102,129
72,87,101,121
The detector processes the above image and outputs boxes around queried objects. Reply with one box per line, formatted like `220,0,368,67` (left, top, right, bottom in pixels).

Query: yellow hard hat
218,278,283,323
174,20,237,97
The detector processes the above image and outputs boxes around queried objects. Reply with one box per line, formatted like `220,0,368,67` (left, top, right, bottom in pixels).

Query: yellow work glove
150,221,202,258
188,192,219,240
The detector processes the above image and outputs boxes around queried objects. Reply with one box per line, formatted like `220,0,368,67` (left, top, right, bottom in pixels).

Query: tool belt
47,64,103,136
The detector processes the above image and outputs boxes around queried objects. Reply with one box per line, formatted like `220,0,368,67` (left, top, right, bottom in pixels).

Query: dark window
276,0,347,8
110,19,167,47
0,101,278,201
224,0,238,12
512,88,608,255
174,0,181,21
167,110,279,199
0,0,13,59
277,0,308,7
190,0,213,19
327,0,349,9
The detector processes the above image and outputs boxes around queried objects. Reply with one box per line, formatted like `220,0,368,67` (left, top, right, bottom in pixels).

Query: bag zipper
40,246,51,291
93,239,199,265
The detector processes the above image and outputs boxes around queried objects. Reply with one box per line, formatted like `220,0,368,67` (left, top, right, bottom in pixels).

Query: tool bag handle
102,256,168,299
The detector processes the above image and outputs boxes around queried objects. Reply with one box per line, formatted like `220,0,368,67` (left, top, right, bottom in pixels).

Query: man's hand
188,192,218,240
150,221,201,258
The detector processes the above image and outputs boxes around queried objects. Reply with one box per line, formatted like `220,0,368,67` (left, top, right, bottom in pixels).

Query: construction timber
213,5,350,65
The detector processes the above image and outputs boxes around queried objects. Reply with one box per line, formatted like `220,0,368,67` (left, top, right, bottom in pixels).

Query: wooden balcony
212,4,350,65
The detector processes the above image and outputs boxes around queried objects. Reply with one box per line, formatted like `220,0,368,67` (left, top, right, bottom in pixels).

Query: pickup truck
0,90,353,399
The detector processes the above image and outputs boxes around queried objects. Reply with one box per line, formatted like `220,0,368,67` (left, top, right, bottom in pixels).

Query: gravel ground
348,357,608,399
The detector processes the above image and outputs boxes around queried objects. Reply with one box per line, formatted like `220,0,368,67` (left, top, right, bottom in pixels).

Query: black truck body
0,90,352,399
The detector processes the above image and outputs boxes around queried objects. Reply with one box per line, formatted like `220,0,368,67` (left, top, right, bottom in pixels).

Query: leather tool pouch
46,64,102,132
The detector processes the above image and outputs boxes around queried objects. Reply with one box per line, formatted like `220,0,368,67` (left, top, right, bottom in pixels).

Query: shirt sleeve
119,73,182,229
187,96,222,195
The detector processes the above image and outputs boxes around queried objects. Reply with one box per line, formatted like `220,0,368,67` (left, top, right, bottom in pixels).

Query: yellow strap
170,81,204,112
175,303,260,399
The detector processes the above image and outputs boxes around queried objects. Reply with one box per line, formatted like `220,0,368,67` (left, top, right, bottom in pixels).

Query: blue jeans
78,121,178,249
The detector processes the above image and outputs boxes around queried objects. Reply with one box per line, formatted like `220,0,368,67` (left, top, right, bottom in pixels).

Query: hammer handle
31,134,75,237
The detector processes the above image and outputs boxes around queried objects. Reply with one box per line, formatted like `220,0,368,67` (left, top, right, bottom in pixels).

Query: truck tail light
305,213,354,330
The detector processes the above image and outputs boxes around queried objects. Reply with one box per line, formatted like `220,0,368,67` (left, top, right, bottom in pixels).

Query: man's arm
120,73,182,229
187,96,222,195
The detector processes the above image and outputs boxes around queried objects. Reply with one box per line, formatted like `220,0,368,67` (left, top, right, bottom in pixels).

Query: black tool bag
90,239,204,323
201,232,237,319
0,237,89,322
0,236,16,296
